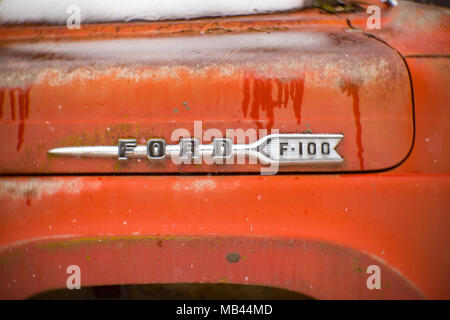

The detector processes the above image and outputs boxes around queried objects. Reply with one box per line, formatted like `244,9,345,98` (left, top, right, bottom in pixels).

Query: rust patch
341,81,364,170
242,72,304,130
0,13,331,42
226,252,241,263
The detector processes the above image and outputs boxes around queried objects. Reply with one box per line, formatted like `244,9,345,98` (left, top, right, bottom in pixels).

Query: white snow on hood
0,0,313,24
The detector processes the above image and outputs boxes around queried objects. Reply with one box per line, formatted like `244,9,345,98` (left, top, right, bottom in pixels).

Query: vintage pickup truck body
0,0,448,299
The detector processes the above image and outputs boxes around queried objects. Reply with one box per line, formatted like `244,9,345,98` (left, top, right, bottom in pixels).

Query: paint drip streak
342,84,364,170
0,89,4,118
10,90,16,120
242,73,304,130
352,91,364,170
17,88,30,152
250,79,263,130
293,78,304,126
242,76,250,117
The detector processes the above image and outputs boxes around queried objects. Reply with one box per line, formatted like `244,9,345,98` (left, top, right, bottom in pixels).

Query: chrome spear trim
48,133,344,165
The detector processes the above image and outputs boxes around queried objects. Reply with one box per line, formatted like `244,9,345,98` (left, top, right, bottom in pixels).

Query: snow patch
0,0,313,24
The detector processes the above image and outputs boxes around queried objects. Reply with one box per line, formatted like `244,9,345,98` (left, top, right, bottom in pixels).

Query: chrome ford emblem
48,133,344,165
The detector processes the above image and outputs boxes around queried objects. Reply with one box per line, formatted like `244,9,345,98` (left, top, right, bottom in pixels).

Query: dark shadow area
30,283,313,300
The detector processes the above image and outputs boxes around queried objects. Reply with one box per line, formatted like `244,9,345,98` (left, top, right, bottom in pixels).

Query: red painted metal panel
397,57,450,173
0,173,449,299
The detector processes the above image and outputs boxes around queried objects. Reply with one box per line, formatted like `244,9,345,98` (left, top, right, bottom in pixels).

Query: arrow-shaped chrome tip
48,147,80,156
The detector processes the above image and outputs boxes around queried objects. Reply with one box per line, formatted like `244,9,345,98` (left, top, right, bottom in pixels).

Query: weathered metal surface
349,1,450,56
0,28,413,173
0,236,423,300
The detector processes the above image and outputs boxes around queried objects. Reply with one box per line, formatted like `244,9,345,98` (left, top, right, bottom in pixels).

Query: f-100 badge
48,133,344,165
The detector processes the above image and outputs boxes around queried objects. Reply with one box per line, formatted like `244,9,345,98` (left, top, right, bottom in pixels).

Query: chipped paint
172,179,217,193
0,178,101,201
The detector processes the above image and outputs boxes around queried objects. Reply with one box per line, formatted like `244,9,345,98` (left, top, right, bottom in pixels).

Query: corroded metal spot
226,252,241,263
